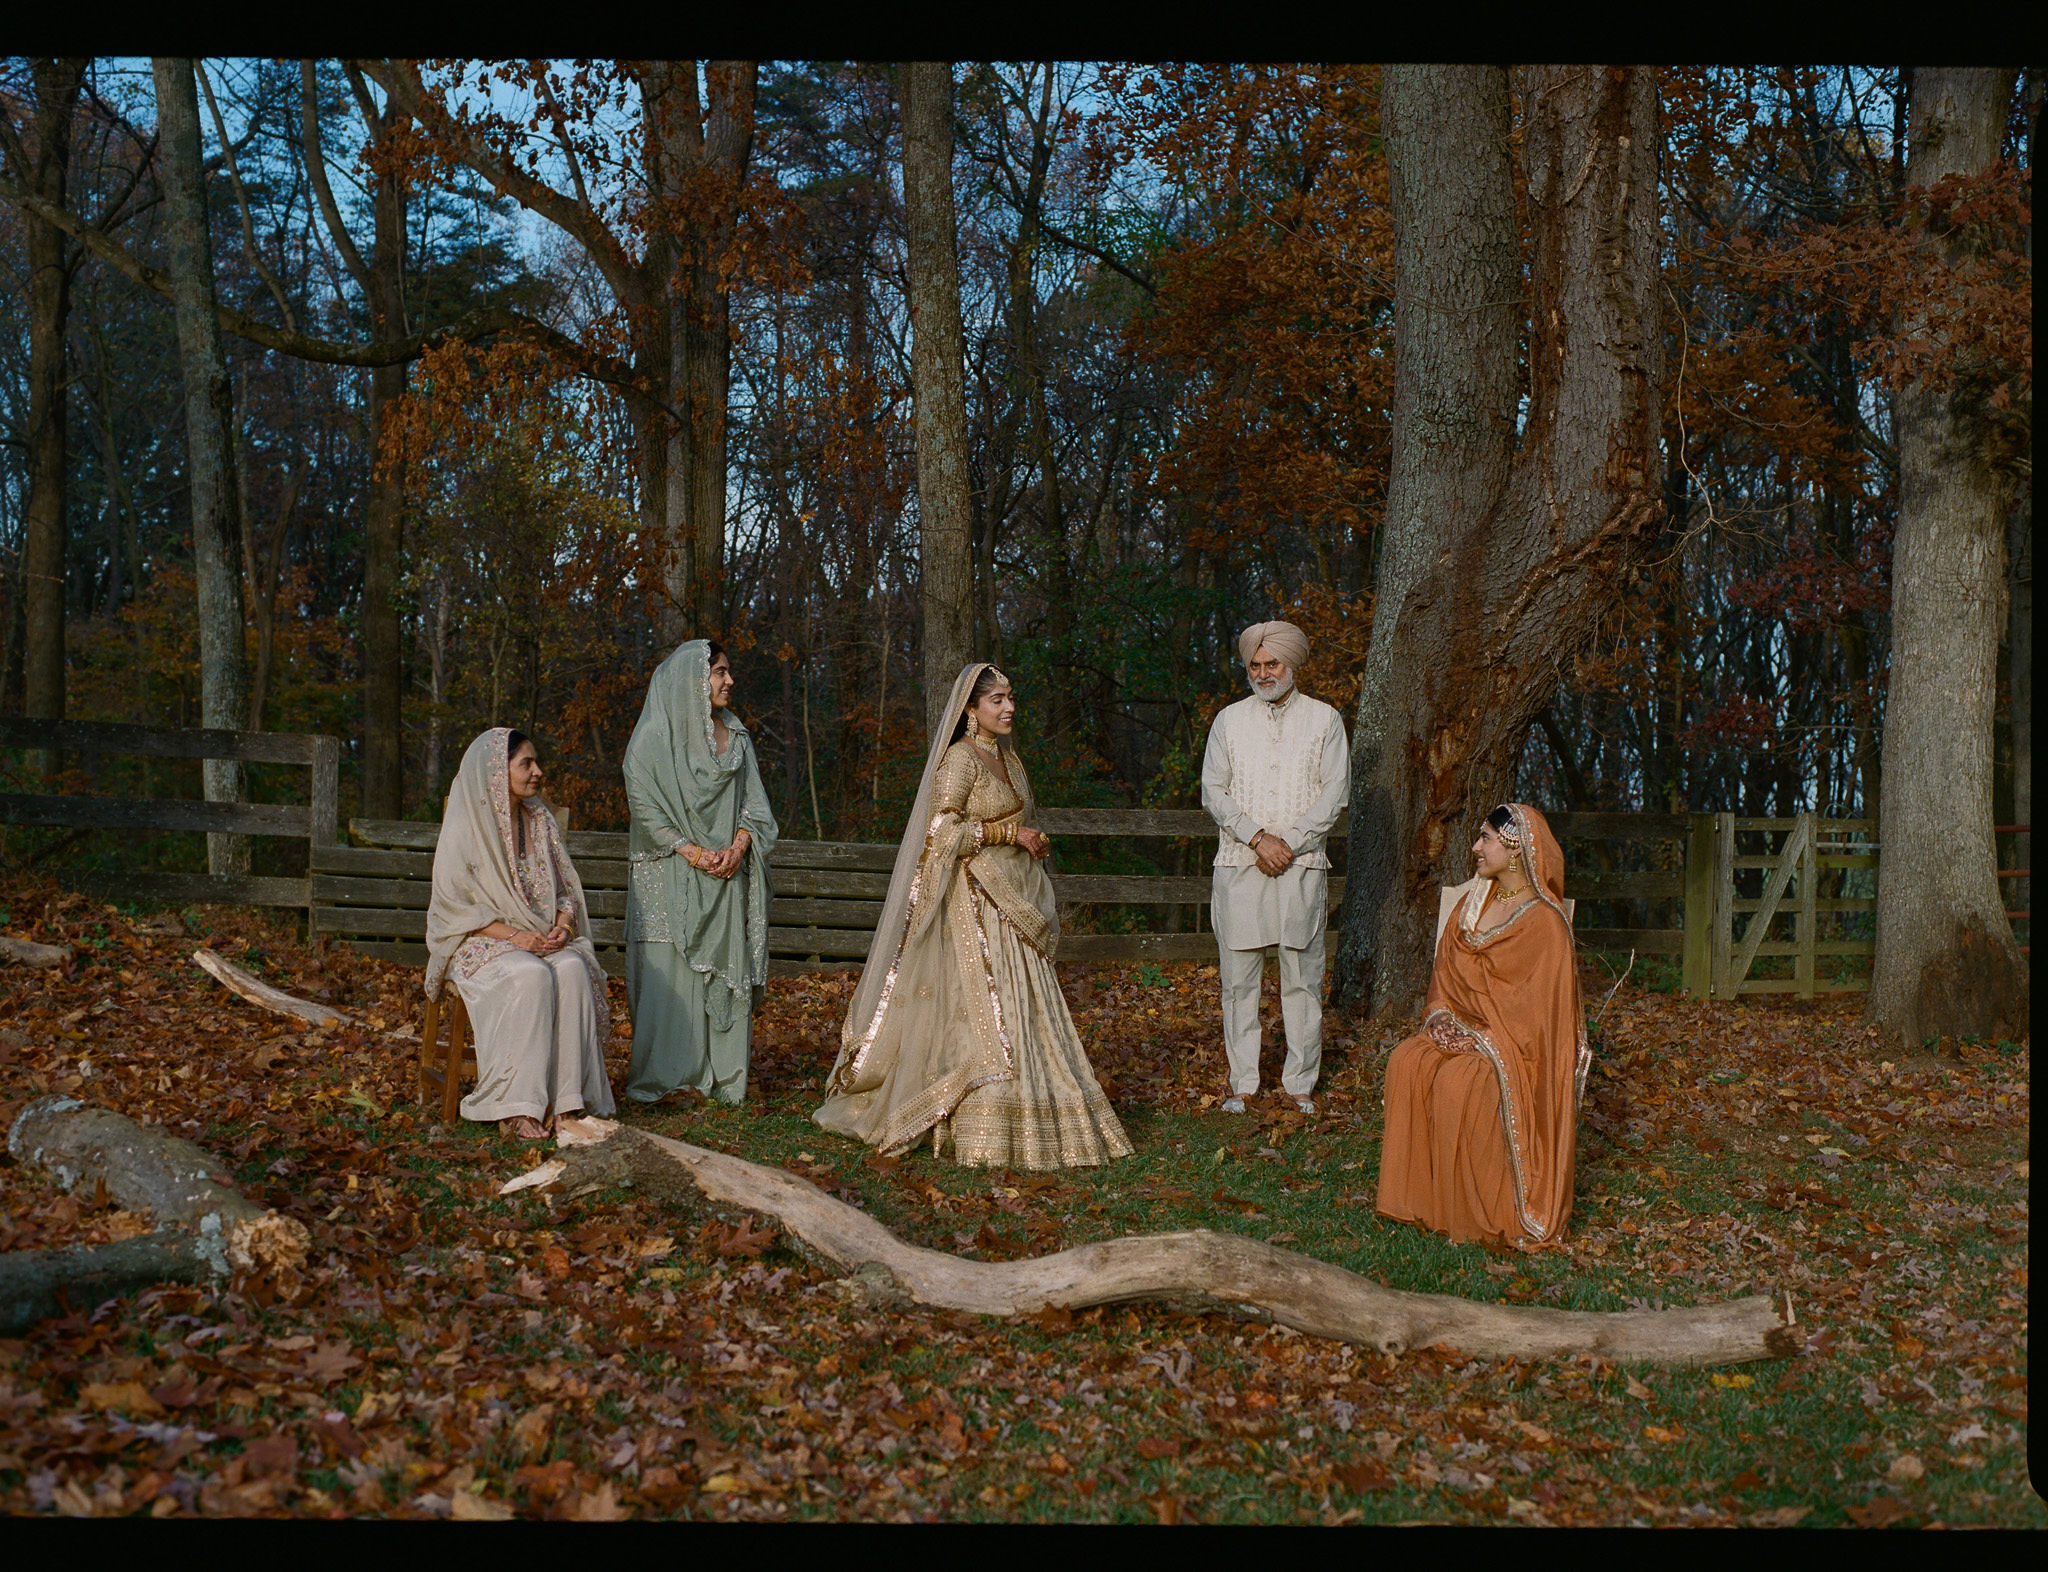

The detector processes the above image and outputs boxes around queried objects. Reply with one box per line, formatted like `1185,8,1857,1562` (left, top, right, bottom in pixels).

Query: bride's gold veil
837,662,994,1054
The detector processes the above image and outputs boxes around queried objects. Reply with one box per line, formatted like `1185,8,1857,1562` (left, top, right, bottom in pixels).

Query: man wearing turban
1199,621,1350,1115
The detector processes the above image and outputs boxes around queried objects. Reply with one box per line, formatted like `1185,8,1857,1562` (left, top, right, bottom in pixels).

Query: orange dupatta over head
1423,802,1588,1242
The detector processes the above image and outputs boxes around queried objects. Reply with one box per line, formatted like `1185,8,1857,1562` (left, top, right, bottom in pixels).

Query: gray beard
1251,676,1294,704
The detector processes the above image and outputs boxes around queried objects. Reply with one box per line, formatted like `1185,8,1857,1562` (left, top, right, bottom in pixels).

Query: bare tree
301,61,409,816
356,58,759,643
151,57,249,873
900,61,975,740
1869,67,2028,1048
1333,65,1665,1024
1,60,86,768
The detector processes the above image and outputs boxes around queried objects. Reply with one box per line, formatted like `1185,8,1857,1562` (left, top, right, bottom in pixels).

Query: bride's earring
966,712,979,740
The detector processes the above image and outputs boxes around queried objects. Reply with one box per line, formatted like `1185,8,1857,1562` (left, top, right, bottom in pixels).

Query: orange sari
1377,803,1588,1246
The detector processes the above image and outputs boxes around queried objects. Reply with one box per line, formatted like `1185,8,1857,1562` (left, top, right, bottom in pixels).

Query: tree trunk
308,63,413,818
514,1127,1802,1366
3,1096,310,1333
2009,501,2030,880
1869,67,2028,1048
1334,66,1665,1024
901,61,978,743
154,60,250,874
360,122,410,819
645,61,754,644
18,60,86,775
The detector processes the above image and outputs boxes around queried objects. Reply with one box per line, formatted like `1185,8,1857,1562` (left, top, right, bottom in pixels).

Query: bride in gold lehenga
814,664,1131,1169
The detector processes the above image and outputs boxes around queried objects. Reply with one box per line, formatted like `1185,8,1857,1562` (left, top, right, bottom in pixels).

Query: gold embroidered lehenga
814,665,1130,1169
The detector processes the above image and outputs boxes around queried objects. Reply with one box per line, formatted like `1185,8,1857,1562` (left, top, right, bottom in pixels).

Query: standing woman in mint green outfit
622,640,778,1104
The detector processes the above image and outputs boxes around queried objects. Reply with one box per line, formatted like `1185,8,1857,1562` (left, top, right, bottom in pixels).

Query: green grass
564,1057,2032,1526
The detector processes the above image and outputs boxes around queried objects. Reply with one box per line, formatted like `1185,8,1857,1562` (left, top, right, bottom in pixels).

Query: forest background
0,60,2032,929
0,61,2035,1528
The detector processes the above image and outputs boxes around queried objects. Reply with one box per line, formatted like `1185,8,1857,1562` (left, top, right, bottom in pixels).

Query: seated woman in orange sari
1377,803,1588,1246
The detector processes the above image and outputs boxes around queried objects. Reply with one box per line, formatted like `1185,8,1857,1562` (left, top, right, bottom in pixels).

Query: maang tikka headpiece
967,668,1010,743
1491,805,1523,851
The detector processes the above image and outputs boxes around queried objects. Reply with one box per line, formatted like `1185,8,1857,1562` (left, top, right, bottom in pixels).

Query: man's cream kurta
1200,687,1350,1096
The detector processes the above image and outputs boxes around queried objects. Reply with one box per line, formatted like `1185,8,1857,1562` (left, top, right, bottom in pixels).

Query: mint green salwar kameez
622,642,778,1104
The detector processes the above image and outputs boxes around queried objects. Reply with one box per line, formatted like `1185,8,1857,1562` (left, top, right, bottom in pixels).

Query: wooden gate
0,720,340,919
1708,813,1876,998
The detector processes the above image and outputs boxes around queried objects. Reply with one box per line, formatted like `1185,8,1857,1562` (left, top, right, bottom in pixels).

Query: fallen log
2,1095,309,1334
511,1127,1804,1367
193,946,351,1030
0,934,69,968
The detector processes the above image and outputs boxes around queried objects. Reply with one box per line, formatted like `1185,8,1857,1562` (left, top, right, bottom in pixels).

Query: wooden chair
418,984,474,1122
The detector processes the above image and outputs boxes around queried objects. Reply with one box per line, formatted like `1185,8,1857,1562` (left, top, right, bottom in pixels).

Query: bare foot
499,1116,549,1142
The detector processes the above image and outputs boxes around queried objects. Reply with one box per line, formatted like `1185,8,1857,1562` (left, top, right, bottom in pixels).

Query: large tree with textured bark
899,61,975,741
151,58,250,875
1333,65,1665,1024
1868,67,2029,1049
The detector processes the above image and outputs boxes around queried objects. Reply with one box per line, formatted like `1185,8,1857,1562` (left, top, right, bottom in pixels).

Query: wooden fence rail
0,720,338,916
30,719,1984,1003
312,808,1696,980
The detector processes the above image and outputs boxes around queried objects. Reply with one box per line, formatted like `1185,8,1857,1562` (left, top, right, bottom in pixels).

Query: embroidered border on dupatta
1422,1006,1554,1242
830,810,946,1093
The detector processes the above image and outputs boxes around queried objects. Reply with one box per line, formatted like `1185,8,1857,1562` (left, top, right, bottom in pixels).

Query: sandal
499,1116,549,1142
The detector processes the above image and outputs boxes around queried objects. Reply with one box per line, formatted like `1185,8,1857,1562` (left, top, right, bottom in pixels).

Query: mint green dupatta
622,641,778,1034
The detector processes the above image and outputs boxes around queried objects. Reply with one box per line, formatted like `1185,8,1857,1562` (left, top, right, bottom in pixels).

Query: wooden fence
1701,816,2029,997
1706,813,1874,998
311,807,1696,980
29,719,2022,1003
0,720,338,915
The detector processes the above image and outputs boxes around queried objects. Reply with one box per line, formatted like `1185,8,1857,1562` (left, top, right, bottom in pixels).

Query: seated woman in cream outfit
424,728,616,1142
814,664,1130,1170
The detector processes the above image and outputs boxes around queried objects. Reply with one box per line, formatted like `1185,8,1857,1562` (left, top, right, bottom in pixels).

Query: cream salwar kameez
1200,687,1349,1097
425,728,614,1128
455,948,612,1123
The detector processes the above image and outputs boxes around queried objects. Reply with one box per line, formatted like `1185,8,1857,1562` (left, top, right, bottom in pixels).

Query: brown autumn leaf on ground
0,871,2034,1525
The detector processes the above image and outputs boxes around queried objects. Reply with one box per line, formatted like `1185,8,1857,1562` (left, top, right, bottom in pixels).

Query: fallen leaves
1330,1457,1393,1493
77,1380,165,1419
717,1219,780,1258
300,1341,360,1386
0,874,2033,1527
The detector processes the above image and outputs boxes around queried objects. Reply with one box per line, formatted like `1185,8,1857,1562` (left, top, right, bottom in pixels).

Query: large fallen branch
2,1096,309,1334
0,935,69,969
193,947,352,1030
511,1128,1804,1367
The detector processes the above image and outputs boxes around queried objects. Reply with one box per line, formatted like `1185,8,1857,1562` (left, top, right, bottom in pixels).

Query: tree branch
195,59,298,335
348,57,646,315
1032,212,1157,295
517,1127,1806,1367
0,173,646,394
302,60,372,293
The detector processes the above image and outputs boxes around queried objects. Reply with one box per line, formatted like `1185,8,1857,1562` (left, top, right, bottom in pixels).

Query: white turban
1239,620,1309,671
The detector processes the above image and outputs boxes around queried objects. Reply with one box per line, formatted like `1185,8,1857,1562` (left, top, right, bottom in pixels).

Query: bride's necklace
1495,877,1531,901
971,733,1001,756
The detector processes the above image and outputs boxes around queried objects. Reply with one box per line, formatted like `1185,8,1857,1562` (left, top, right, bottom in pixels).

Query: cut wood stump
0,935,69,969
510,1127,1805,1367
193,946,352,1029
1,1096,309,1334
